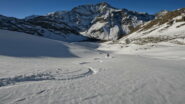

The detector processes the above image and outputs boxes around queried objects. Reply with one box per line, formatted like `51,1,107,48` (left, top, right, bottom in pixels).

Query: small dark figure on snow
107,53,110,57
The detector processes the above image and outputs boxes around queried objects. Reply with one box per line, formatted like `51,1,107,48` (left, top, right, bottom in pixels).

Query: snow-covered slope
0,29,100,58
1,29,185,104
121,8,185,45
0,30,75,57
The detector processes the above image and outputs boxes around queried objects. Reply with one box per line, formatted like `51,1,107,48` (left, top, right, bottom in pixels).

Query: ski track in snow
0,68,97,87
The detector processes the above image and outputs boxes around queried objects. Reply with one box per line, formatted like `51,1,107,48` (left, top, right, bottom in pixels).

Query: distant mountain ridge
121,8,185,45
0,2,154,42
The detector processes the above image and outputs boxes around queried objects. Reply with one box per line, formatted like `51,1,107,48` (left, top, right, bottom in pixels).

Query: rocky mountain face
0,2,154,42
0,15,88,42
155,10,169,19
121,8,185,45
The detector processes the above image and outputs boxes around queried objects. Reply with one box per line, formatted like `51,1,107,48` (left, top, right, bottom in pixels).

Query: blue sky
0,0,184,18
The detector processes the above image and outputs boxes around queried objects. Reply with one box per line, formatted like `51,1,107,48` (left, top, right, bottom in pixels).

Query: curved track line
0,68,96,87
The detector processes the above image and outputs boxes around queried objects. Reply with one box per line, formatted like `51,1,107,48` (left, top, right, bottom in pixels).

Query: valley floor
0,30,185,104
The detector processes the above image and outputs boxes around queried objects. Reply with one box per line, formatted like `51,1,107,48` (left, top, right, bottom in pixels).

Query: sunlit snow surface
0,30,185,104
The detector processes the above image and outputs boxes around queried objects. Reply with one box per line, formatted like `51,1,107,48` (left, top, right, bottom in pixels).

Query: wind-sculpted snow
0,68,96,87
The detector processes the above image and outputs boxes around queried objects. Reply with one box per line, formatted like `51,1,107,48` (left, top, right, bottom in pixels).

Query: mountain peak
96,2,113,8
97,2,110,6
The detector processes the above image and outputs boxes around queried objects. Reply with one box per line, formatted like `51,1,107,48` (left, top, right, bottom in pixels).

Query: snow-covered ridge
121,8,185,45
24,15,40,20
44,2,154,40
0,15,88,42
0,2,154,41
